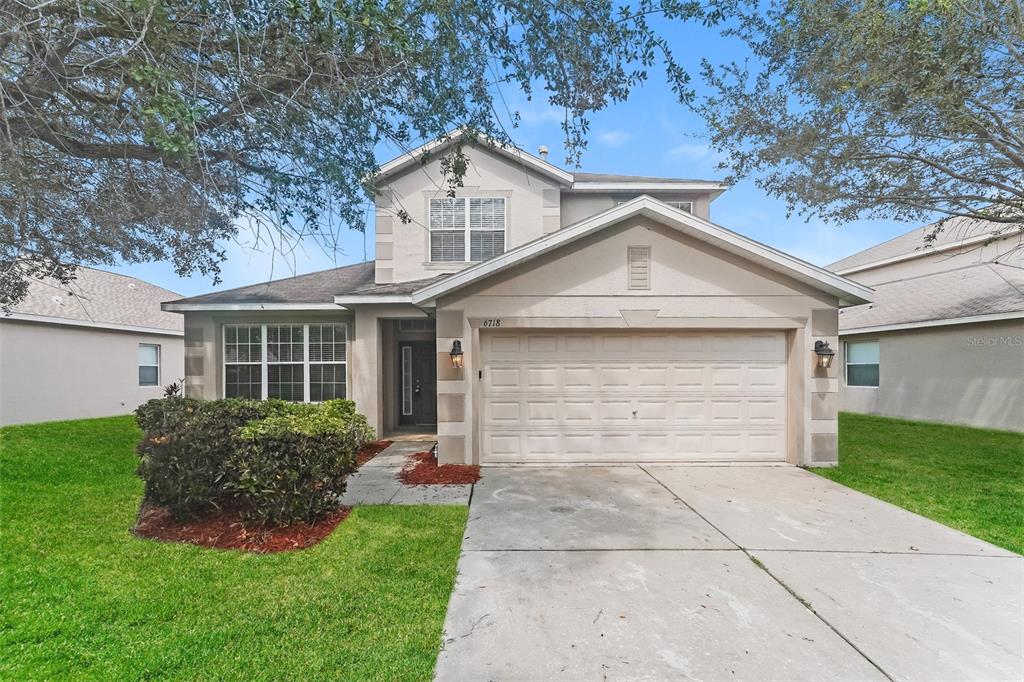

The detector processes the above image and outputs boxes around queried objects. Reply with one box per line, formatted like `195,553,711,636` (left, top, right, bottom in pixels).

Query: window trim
845,339,880,388
428,196,507,263
222,323,348,402
138,343,161,387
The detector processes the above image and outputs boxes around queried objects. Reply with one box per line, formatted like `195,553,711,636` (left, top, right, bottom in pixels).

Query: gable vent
627,246,651,290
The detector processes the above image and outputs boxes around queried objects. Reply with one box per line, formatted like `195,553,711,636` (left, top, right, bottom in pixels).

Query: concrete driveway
435,465,1022,681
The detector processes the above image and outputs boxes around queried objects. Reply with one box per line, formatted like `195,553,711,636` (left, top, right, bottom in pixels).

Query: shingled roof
827,217,1023,273
165,262,376,306
839,262,1024,332
8,267,183,333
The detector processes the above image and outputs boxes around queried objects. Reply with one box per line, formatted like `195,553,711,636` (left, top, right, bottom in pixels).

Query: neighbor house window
223,323,347,401
429,197,506,262
138,344,160,386
846,340,879,387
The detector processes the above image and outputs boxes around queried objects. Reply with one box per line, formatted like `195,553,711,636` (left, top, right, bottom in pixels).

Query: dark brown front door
398,341,437,426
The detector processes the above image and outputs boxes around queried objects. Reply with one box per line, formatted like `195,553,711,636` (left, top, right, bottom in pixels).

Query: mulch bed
397,450,482,486
356,439,393,467
134,504,350,554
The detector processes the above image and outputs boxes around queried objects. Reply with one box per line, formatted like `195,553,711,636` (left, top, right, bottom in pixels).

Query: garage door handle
632,410,638,417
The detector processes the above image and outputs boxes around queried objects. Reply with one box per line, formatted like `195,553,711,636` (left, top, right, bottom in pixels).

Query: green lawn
0,416,468,681
816,412,1024,555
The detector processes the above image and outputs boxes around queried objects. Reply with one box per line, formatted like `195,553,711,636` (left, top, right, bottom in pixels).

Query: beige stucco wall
373,145,563,284
840,319,1024,431
179,306,436,438
432,217,842,466
0,319,183,426
559,192,712,227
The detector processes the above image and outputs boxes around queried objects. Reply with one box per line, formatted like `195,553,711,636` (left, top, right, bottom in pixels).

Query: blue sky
113,16,909,297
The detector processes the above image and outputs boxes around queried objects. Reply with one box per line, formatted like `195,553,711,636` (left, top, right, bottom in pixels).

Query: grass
815,412,1024,555
0,416,468,681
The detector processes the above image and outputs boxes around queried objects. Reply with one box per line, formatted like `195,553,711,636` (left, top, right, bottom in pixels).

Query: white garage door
480,330,788,463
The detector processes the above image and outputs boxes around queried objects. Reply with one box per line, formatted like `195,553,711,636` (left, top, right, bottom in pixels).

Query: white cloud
595,130,632,148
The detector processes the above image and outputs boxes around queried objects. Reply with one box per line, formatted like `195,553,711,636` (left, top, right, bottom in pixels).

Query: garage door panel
481,331,787,463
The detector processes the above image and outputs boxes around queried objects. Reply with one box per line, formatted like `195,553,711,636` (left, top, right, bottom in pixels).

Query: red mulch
133,504,350,553
397,450,482,485
356,439,393,467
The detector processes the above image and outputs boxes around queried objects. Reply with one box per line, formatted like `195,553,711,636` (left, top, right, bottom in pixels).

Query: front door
399,341,437,426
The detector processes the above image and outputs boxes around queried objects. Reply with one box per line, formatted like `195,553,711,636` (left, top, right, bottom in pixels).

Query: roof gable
374,130,574,186
412,196,873,306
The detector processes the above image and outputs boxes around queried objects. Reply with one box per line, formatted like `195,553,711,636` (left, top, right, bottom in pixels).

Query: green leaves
697,0,1024,228
2,0,711,307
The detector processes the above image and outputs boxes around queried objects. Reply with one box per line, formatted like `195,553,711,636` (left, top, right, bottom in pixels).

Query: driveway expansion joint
638,463,898,682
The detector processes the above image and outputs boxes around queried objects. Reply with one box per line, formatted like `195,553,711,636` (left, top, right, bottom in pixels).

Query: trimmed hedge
135,398,374,524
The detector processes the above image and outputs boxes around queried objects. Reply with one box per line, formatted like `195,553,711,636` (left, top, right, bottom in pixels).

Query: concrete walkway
435,465,1022,681
339,440,472,506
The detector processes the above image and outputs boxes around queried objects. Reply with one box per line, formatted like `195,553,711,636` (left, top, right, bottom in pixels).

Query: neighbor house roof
412,195,873,307
827,216,1023,275
839,263,1024,334
6,266,183,335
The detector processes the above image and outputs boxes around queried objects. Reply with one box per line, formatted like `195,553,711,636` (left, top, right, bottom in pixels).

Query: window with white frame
309,324,347,401
223,323,347,401
138,344,160,386
846,340,879,387
266,324,304,401
224,325,263,398
666,200,693,213
429,197,506,262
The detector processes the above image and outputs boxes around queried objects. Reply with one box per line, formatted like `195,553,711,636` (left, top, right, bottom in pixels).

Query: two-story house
164,131,873,466
828,218,1023,431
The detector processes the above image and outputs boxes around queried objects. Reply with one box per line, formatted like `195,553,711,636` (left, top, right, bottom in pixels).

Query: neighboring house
164,131,872,466
0,267,184,426
827,218,1024,431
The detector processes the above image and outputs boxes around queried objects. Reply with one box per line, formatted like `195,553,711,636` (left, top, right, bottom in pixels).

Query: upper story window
845,340,879,387
429,197,506,262
666,200,693,213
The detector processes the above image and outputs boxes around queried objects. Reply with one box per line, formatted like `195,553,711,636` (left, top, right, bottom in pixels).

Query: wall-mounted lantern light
450,340,464,369
814,340,835,369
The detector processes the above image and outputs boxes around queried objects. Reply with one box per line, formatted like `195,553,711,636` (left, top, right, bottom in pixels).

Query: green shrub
134,398,374,523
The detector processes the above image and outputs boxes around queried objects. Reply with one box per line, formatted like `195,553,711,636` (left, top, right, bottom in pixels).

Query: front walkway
340,440,473,505
435,465,1022,681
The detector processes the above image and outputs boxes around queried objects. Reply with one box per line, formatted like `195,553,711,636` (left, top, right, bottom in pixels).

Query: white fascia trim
568,181,729,195
374,129,574,186
1,312,184,336
412,195,874,306
332,295,414,305
161,302,346,312
840,310,1024,335
834,231,1007,276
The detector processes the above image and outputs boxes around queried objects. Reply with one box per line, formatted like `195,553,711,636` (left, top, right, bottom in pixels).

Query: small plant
163,380,184,398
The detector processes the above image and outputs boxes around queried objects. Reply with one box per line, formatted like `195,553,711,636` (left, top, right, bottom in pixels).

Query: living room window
430,197,506,262
224,323,347,401
845,339,879,387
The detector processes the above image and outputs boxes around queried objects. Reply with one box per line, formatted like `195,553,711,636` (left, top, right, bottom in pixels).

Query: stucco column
435,308,471,464
808,308,840,466
351,308,383,436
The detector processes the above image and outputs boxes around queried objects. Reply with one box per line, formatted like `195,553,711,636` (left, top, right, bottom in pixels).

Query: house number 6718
482,318,502,328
